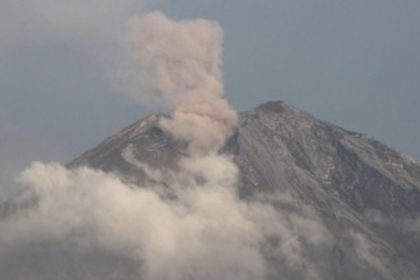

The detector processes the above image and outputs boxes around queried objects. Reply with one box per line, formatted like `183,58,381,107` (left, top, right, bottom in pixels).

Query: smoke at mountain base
0,160,334,279
0,162,271,280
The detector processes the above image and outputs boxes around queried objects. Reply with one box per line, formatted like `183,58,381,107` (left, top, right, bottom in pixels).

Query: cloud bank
0,162,270,280
0,160,333,279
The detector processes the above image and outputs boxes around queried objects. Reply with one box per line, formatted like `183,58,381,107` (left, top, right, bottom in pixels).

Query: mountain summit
69,101,420,279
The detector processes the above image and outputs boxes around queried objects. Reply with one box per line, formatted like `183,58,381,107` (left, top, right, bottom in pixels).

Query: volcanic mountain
69,101,420,280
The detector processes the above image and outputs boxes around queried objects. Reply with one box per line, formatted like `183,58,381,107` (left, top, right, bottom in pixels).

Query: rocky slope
69,101,420,280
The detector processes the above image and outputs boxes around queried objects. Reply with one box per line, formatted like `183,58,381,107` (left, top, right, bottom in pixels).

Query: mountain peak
119,113,167,139
255,100,306,116
257,100,287,109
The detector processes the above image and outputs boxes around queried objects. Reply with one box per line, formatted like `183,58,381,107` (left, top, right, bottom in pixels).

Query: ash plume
116,11,237,154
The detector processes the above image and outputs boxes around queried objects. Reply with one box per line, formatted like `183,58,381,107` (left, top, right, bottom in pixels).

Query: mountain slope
69,101,420,279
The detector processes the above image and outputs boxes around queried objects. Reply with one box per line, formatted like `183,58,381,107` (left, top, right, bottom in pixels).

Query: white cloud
350,231,389,278
0,161,269,279
0,158,334,279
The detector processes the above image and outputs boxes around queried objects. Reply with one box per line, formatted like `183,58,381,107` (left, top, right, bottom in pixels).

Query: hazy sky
1,0,419,182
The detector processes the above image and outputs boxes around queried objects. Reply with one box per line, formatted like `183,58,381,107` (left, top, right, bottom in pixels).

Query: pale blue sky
1,0,419,182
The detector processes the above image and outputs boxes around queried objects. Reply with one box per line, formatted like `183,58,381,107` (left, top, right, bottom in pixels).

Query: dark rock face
69,101,420,279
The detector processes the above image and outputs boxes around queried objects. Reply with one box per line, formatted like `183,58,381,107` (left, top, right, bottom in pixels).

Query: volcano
66,101,420,279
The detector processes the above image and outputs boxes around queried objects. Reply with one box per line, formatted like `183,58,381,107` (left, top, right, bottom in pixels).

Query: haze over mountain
66,100,420,280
